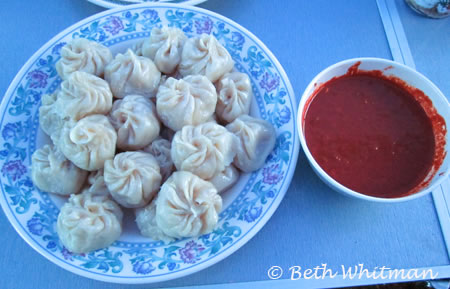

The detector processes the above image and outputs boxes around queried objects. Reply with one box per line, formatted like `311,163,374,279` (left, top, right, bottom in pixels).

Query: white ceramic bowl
297,57,450,202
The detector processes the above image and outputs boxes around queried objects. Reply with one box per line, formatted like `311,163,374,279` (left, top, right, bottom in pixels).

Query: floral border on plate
87,0,207,9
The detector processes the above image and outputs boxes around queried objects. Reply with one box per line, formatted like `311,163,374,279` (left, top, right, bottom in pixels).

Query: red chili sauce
304,63,446,198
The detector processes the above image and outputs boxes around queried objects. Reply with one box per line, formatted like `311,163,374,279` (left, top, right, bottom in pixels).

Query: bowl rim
297,57,450,203
0,2,299,284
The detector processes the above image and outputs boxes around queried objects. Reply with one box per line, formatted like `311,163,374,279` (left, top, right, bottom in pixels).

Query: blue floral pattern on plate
0,4,299,283
87,0,208,9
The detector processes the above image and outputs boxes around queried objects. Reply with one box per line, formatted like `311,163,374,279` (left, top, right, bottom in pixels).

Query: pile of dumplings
31,26,276,254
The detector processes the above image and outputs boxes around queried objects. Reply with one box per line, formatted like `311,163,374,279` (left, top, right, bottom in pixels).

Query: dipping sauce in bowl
300,59,448,201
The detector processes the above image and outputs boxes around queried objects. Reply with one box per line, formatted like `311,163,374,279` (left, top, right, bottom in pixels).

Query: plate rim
86,0,208,9
0,2,300,284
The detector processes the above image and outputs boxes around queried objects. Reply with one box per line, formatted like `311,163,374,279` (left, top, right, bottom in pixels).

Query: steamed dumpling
57,193,123,253
216,72,253,123
135,200,173,242
56,38,113,80
39,91,66,144
208,165,240,193
142,138,174,182
104,151,161,208
141,26,187,74
156,75,217,131
179,34,234,82
58,114,117,171
132,39,144,56
109,95,160,150
155,171,222,238
56,71,113,121
171,122,237,179
82,169,110,197
31,144,87,195
226,115,276,172
104,49,161,98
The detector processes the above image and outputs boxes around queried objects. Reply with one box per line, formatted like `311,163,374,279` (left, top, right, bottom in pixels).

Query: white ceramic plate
0,3,299,284
87,0,207,9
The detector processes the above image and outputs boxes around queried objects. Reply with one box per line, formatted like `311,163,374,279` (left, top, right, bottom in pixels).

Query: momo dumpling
142,138,174,182
141,26,187,74
155,171,222,238
39,91,66,143
104,49,161,98
82,169,110,197
57,193,123,254
208,165,240,193
132,40,144,56
179,34,234,82
207,113,218,123
216,72,253,123
171,122,237,179
31,144,87,195
104,151,161,208
56,38,113,80
156,75,217,131
135,200,173,242
109,95,160,150
56,71,113,121
226,115,276,172
39,91,58,136
58,114,117,171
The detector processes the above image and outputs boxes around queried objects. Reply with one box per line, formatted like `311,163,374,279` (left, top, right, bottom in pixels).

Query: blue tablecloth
1,0,449,288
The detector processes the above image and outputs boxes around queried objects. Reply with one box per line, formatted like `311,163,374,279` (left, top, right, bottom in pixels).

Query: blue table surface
1,0,449,288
